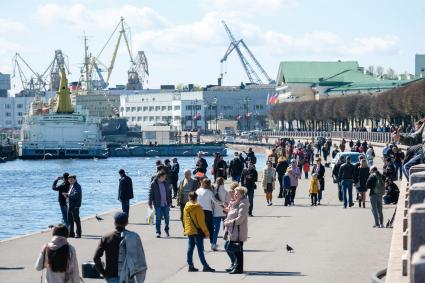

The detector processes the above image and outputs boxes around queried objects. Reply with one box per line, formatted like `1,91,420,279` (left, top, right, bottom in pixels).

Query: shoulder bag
227,222,242,253
188,211,205,237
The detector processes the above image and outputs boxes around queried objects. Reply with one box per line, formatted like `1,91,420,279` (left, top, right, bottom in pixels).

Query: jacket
171,163,180,180
355,167,370,192
261,167,276,190
214,159,228,178
241,168,258,190
312,164,325,180
229,158,244,177
183,201,210,236
212,185,230,217
366,172,384,196
176,178,198,205
68,182,82,208
224,197,249,242
35,237,80,283
399,123,425,158
148,179,172,208
276,161,289,178
93,229,122,278
309,178,319,194
195,187,215,212
283,174,291,188
291,166,301,187
338,162,355,181
118,230,147,283
52,179,70,206
118,175,134,201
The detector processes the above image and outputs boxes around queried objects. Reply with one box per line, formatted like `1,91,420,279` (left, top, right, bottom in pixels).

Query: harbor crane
219,20,273,85
12,52,47,93
42,50,70,91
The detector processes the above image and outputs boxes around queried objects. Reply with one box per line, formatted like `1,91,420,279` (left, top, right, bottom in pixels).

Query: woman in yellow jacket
309,173,319,206
183,191,215,272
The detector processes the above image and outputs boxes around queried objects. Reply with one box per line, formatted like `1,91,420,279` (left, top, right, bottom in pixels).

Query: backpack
373,174,385,196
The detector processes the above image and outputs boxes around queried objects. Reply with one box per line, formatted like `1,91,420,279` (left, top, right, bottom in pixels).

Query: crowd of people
39,124,425,282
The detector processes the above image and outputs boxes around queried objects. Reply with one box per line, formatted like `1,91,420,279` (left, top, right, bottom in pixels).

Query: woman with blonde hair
211,177,230,251
224,186,249,274
195,178,216,246
262,160,276,206
355,158,370,208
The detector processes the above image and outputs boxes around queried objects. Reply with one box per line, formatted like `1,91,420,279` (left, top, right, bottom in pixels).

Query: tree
367,65,375,76
386,68,397,80
376,66,384,78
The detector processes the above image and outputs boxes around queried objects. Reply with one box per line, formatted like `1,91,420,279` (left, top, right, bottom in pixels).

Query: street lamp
244,97,251,131
213,97,218,133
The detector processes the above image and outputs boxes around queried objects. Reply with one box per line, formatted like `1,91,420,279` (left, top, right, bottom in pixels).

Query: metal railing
261,131,393,144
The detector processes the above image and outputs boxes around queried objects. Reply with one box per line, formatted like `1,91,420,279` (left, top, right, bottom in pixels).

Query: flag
266,92,270,104
193,112,201,120
236,114,241,120
245,112,252,117
268,93,279,104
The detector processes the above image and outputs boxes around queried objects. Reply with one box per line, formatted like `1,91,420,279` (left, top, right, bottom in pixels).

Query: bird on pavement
95,215,104,221
286,244,295,253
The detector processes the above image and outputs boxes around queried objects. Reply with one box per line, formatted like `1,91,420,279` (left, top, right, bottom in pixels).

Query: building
0,96,35,129
415,54,425,77
0,73,11,97
119,84,274,131
275,61,414,102
74,92,120,118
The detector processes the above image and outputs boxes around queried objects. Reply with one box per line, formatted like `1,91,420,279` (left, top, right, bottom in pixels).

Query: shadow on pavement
243,249,274,252
0,267,25,270
246,271,304,277
250,215,291,218
81,235,102,240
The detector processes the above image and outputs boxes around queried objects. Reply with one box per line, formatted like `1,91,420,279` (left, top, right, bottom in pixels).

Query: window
5,112,11,117
155,116,160,121
174,116,181,120
18,120,22,125
149,106,154,111
155,106,160,111
161,106,166,111
149,116,154,121
143,106,148,111
131,117,136,121
17,104,23,109
137,117,142,121
5,120,12,125
143,117,148,121
174,105,180,110
5,104,11,109
18,112,22,116
126,107,130,112
131,107,136,112
168,106,172,111
137,107,142,111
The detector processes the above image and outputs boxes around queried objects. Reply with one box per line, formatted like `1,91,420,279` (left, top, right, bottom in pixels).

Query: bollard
410,164,425,176
403,251,408,276
409,183,425,207
410,245,425,283
409,204,425,260
404,208,408,217
404,216,408,232
404,229,409,250
410,172,425,186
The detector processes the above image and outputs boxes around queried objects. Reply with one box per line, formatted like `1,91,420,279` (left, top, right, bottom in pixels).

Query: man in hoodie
93,212,147,282
184,191,215,272
52,172,70,227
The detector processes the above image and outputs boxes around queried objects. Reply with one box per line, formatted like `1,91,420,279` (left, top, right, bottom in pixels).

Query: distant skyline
1,0,425,94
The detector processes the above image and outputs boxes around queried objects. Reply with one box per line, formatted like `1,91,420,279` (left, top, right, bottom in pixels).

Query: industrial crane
127,51,149,90
12,52,47,92
42,50,70,91
220,20,273,85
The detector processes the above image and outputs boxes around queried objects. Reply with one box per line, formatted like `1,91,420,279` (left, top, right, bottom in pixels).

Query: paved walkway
0,158,395,283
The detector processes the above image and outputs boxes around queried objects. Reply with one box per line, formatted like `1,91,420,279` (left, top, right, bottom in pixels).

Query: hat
114,212,128,225
63,172,69,179
370,165,378,173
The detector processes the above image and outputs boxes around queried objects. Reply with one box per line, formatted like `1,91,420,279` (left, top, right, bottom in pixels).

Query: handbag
227,222,242,253
81,261,102,278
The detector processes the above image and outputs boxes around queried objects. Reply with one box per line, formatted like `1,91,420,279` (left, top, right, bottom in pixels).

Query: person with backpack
366,166,385,228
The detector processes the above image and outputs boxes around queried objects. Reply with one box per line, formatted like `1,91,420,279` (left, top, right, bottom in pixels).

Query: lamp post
244,97,251,131
213,97,218,133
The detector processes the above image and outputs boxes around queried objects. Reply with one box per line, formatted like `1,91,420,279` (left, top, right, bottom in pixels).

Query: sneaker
165,230,170,237
270,202,273,206
249,214,254,217
311,203,314,206
211,244,218,251
380,224,384,228
225,265,235,272
349,203,354,207
156,233,161,238
317,202,320,205
202,266,215,272
74,235,81,239
188,266,198,272
229,269,243,274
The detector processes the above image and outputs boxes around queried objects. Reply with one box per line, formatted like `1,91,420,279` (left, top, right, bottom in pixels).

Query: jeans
226,241,244,271
155,206,170,235
247,188,254,215
212,217,224,245
203,210,214,244
367,158,374,167
278,176,284,197
311,193,317,205
121,199,130,216
187,234,208,267
172,178,178,197
232,175,241,182
106,272,146,283
68,206,81,236
224,240,236,265
290,186,297,204
60,204,68,227
284,188,292,206
341,180,353,208
318,178,325,202
370,194,384,226
394,162,403,180
403,153,423,180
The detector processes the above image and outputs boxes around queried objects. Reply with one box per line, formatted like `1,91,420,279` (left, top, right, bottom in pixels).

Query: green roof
276,61,360,84
327,79,415,93
321,69,378,84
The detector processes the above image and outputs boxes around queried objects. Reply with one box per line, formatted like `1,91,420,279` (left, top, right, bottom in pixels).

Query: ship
18,68,108,159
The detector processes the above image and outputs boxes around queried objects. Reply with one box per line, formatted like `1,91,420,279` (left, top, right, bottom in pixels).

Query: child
303,160,310,179
283,168,292,206
309,173,319,206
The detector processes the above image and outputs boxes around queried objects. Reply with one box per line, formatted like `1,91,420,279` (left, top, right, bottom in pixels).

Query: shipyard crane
42,50,70,91
127,51,149,90
12,52,47,92
220,21,273,85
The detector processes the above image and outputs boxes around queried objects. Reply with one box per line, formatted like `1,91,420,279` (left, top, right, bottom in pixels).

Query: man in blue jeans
338,156,355,208
118,169,133,216
52,172,70,226
149,171,172,238
241,161,258,216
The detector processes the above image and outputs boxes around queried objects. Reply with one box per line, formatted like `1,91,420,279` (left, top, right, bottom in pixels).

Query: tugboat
18,68,108,159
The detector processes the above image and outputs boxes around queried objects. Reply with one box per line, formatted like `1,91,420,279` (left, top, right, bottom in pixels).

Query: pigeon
95,215,104,221
286,244,295,253
48,225,54,229
386,219,391,228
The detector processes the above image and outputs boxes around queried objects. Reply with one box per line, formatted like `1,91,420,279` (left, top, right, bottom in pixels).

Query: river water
0,150,266,240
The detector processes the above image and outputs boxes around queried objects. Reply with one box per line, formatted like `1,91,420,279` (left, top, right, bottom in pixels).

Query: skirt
264,183,273,193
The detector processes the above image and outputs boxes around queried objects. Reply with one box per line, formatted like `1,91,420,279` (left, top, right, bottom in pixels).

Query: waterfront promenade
0,156,395,282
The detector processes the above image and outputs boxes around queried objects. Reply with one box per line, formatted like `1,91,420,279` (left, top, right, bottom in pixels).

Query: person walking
311,158,325,205
171,158,180,198
283,167,293,206
118,169,134,217
224,186,249,274
214,155,228,180
332,156,345,201
149,171,172,238
211,177,230,251
177,169,199,228
223,182,239,269
366,145,375,167
52,173,70,227
309,173,319,206
35,224,80,283
393,147,405,180
276,157,289,198
93,212,147,283
241,161,258,216
195,178,216,247
262,161,276,206
366,166,385,228
354,159,370,208
194,152,208,174
63,175,82,238
184,192,215,272
229,152,244,182
338,156,355,208
289,159,301,205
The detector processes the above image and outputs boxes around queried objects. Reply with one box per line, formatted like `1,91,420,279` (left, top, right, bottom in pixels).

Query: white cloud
35,3,170,31
203,0,296,14
348,36,399,55
0,19,26,34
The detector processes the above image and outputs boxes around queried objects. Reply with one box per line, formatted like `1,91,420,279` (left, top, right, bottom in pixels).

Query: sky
1,0,425,94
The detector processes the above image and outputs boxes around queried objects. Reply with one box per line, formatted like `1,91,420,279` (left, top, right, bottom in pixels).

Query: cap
63,172,69,179
114,212,128,225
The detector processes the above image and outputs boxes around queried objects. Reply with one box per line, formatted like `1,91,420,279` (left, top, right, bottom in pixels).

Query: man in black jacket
171,158,180,198
312,158,325,205
52,172,70,227
149,171,172,238
118,169,134,217
338,156,355,208
229,152,244,182
63,175,82,238
332,156,345,201
241,161,258,216
194,152,208,174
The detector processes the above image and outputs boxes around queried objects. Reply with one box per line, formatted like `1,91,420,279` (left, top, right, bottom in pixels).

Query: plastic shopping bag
146,207,154,225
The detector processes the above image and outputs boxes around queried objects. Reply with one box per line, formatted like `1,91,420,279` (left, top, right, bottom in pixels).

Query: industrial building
415,54,425,77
